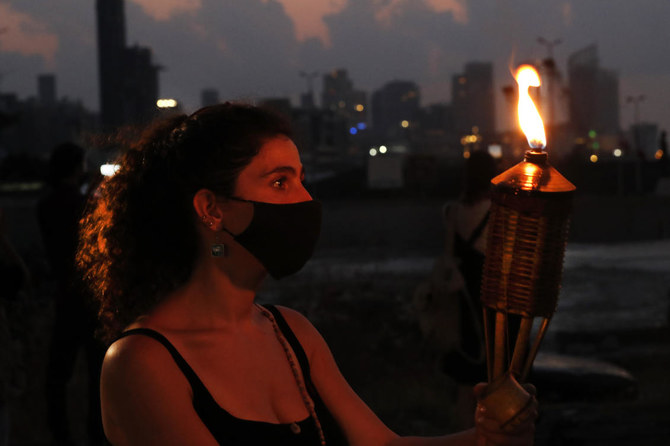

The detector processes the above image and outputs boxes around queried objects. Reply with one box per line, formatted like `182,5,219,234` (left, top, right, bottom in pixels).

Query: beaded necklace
257,305,327,446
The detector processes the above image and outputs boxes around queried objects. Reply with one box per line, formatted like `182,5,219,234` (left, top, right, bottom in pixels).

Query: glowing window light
100,164,121,176
156,98,178,108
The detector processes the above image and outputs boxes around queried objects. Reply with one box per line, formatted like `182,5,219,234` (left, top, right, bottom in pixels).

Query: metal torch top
491,150,576,195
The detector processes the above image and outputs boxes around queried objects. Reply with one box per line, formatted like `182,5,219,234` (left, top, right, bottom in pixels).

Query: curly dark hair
77,102,293,342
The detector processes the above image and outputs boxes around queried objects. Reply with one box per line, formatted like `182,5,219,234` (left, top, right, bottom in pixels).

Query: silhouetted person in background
440,150,498,429
37,142,104,446
660,130,669,175
0,207,31,446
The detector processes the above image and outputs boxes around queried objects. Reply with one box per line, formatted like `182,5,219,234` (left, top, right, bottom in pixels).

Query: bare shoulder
103,332,185,384
272,305,329,358
101,332,213,445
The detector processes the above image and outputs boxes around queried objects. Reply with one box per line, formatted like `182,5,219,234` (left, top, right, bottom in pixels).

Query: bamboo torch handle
492,311,507,381
509,317,534,379
521,318,551,381
482,307,493,382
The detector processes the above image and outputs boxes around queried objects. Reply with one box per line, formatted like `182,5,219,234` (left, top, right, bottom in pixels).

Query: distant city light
338,100,346,108
156,98,178,108
349,127,358,135
590,154,599,163
369,148,378,157
357,122,367,130
401,120,409,128
379,145,387,154
488,144,502,159
463,150,471,159
355,104,364,112
655,149,664,160
614,148,623,157
588,130,597,138
100,164,121,176
460,135,479,145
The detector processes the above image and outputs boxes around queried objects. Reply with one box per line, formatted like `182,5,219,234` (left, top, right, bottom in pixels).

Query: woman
438,150,499,429
78,103,536,445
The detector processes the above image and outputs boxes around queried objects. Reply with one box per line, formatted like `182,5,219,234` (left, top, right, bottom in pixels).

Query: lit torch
477,65,576,431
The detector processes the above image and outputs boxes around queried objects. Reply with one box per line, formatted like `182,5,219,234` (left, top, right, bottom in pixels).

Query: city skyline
1,0,669,135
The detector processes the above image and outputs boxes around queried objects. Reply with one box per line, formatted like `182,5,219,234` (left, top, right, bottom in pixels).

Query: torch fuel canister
481,150,576,381
481,150,575,318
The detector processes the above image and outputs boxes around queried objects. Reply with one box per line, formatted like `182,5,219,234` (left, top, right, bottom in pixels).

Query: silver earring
201,215,213,227
211,233,226,257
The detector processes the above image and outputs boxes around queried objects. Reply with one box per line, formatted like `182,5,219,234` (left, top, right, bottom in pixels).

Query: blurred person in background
0,208,31,446
37,142,105,446
414,150,501,430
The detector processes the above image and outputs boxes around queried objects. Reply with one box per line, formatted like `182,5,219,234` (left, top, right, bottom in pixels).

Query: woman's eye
272,177,287,189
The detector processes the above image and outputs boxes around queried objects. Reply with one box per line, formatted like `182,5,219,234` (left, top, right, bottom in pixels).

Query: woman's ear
193,189,223,229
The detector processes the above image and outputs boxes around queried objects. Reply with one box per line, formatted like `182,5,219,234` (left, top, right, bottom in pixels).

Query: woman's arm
277,307,536,446
101,335,219,446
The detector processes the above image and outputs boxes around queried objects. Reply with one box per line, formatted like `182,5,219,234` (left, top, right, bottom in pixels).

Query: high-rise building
38,74,56,107
451,62,495,141
321,69,367,128
568,45,620,136
96,0,126,129
201,89,220,108
371,80,420,141
96,0,160,129
124,45,160,124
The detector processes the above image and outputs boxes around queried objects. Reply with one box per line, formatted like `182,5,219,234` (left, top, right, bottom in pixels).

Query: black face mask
221,198,322,279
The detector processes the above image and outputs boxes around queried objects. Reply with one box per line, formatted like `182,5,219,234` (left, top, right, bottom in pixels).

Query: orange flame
515,65,546,150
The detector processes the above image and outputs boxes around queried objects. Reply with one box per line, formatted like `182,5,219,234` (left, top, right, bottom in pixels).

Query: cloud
318,0,471,96
126,0,302,106
274,0,347,46
0,3,59,67
375,0,468,26
129,0,202,21
425,0,468,22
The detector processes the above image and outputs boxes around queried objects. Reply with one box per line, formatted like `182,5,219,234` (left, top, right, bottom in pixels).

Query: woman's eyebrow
261,166,305,178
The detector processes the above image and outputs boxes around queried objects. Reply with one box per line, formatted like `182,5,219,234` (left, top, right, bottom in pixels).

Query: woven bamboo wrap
480,188,572,318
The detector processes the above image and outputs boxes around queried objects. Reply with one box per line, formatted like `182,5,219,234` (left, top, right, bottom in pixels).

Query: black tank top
113,305,348,445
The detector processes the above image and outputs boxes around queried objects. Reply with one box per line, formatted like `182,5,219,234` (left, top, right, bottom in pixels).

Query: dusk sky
1,0,669,134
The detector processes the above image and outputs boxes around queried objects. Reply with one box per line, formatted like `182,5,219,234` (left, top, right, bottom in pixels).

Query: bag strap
466,209,491,246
